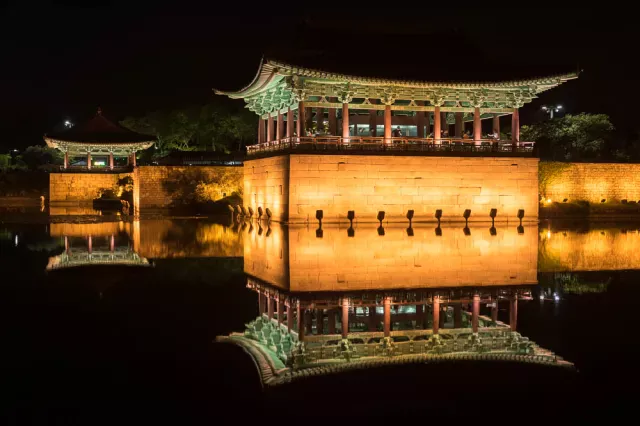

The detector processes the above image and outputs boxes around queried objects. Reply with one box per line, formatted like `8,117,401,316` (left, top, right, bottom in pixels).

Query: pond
1,216,639,422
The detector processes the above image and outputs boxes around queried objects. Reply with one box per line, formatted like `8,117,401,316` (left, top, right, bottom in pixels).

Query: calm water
1,216,639,422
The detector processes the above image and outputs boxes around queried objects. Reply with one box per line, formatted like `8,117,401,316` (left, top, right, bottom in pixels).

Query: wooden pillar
383,104,391,144
267,295,274,320
432,294,440,334
63,151,68,169
473,107,482,143
316,107,324,133
64,236,69,253
441,112,448,135
416,101,425,138
328,107,337,135
109,152,114,170
267,115,274,142
342,103,350,141
296,301,304,342
110,235,115,253
297,102,305,137
341,298,349,338
258,292,264,315
454,303,462,328
286,107,294,138
383,297,391,337
493,114,500,135
510,293,518,331
287,304,293,332
511,108,520,149
327,309,336,334
368,306,377,331
87,235,92,254
368,101,377,136
472,294,480,333
316,308,323,335
455,112,464,138
258,117,265,143
86,152,92,170
276,111,284,141
305,107,313,133
278,298,285,327
434,106,441,142
131,153,136,167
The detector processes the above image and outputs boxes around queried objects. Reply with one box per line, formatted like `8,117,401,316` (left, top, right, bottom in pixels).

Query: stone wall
541,162,640,203
243,156,290,222
134,165,242,212
244,154,539,224
49,172,132,203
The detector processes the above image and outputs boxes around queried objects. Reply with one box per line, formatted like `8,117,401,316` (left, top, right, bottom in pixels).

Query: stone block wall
49,172,132,203
134,165,242,212
252,154,538,223
542,162,640,203
243,156,290,222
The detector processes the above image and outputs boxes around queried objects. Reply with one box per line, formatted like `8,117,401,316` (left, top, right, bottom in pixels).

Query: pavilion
215,58,578,154
44,108,155,171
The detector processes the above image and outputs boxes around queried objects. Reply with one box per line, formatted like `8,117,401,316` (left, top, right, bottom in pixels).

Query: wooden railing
58,165,134,173
247,136,534,156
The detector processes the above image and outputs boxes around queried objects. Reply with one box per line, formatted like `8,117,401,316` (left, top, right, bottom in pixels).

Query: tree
16,145,63,171
521,113,614,161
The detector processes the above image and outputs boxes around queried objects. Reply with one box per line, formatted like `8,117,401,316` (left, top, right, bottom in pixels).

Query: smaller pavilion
44,108,155,171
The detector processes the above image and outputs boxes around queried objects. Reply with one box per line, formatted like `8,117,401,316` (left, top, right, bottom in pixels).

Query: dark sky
1,3,639,150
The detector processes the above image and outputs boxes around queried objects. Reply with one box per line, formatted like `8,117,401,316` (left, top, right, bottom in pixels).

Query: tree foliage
120,100,256,158
521,113,614,161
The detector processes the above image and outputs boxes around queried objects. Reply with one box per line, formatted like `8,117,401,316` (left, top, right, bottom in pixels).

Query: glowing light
554,294,560,302
14,234,18,247
539,294,544,300
546,198,552,204
556,105,562,110
547,231,551,239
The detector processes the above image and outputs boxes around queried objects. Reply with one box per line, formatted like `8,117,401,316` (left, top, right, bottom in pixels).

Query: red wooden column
316,107,324,133
296,301,304,342
110,235,115,253
492,114,500,136
278,298,285,328
267,295,274,320
297,102,306,137
286,107,294,138
472,293,480,333
316,308,323,335
258,117,265,143
453,303,462,328
327,308,336,334
455,112,464,138
342,103,350,142
341,297,349,338
433,106,441,143
131,152,137,167
383,104,392,144
510,293,518,331
276,111,284,141
432,294,440,335
258,292,264,315
109,152,114,170
64,236,69,253
86,152,92,170
267,115,274,142
511,108,520,150
383,296,391,337
87,235,93,254
473,107,482,144
287,303,293,332
416,101,425,138
63,151,68,169
328,107,337,135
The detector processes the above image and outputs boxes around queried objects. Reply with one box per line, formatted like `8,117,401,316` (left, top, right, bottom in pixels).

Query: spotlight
377,211,385,225
266,208,272,219
463,209,471,226
517,209,525,227
489,208,497,227
247,206,254,217
435,209,442,224
406,209,414,224
257,207,264,219
347,210,355,226
316,210,323,226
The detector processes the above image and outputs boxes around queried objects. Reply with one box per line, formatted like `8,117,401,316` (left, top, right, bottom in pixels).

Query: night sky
1,4,638,150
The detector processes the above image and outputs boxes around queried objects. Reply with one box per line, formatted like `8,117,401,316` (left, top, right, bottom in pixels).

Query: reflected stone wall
539,227,640,272
244,224,538,292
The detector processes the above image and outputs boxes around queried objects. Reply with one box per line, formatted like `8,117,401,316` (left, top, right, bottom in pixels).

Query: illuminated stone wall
49,172,132,203
542,162,640,203
244,224,538,292
135,166,242,212
244,156,290,222
539,227,640,272
244,154,538,223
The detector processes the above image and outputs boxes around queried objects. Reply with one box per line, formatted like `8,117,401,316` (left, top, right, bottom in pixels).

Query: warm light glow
546,198,552,204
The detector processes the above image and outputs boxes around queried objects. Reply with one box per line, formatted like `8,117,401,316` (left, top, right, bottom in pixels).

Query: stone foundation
49,172,132,204
245,154,539,223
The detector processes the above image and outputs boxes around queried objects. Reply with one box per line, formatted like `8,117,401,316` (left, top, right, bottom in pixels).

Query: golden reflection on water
244,224,538,292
